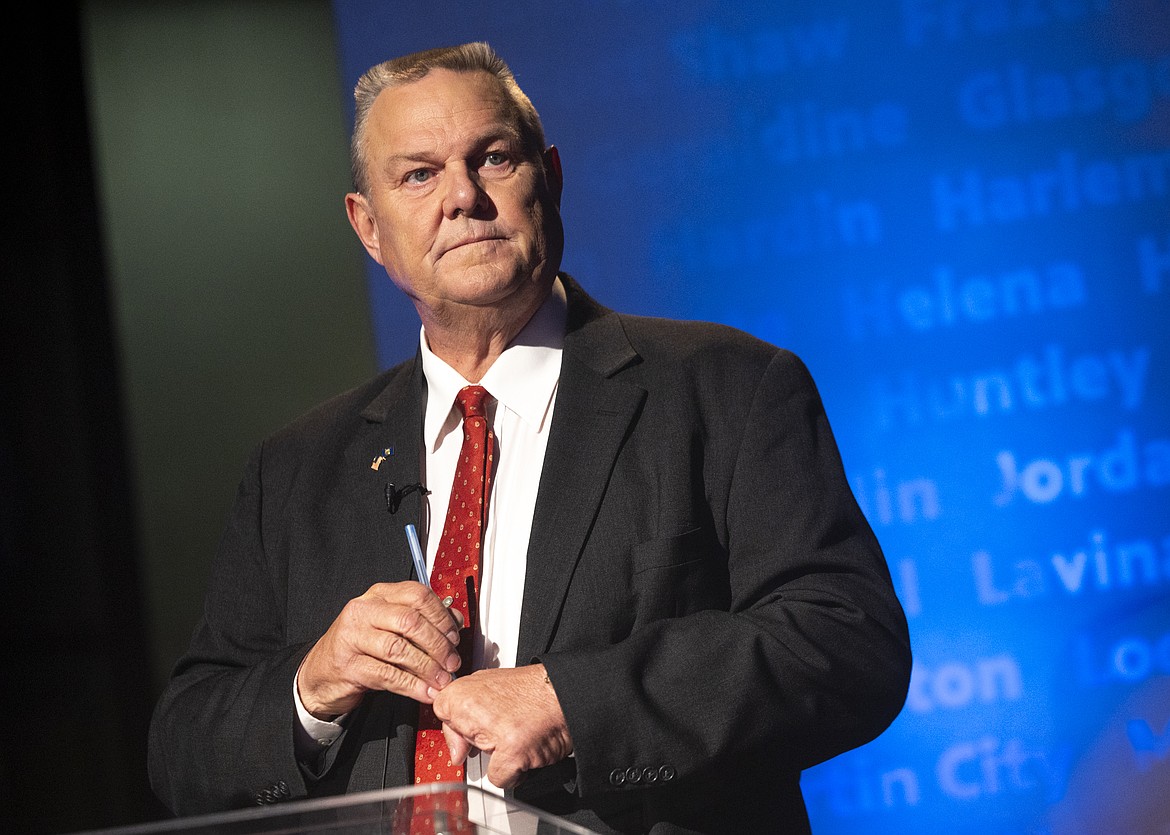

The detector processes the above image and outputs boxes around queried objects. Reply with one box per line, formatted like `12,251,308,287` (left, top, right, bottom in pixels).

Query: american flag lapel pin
371,446,394,471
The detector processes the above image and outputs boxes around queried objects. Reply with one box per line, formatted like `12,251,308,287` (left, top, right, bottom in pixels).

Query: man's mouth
441,234,506,258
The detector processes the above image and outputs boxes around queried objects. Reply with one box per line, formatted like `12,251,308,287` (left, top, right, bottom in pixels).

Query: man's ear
542,146,563,207
345,192,384,264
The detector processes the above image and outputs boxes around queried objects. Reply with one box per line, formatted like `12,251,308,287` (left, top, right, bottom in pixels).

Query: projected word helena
993,427,1170,506
972,527,1170,606
842,259,1085,341
959,54,1170,130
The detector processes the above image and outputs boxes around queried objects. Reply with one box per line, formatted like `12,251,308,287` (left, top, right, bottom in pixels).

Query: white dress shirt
295,278,566,824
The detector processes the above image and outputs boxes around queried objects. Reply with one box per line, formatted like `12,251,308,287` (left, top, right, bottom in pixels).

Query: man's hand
431,664,573,789
297,582,463,719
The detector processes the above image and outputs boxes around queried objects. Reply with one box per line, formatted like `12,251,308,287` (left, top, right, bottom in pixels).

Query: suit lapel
516,283,645,661
351,353,426,789
356,353,427,582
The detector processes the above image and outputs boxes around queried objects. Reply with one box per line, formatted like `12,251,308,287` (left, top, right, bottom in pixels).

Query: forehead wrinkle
362,71,535,191
378,73,526,140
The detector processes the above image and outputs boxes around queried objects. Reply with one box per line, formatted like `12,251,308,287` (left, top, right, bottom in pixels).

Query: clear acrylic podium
72,783,600,835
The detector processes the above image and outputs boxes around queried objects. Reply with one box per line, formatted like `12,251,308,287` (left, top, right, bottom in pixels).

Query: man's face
346,69,562,322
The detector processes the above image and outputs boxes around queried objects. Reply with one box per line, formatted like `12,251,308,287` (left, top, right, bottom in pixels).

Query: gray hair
350,42,547,194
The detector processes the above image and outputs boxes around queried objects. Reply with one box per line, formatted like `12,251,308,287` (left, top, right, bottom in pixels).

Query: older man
149,42,911,834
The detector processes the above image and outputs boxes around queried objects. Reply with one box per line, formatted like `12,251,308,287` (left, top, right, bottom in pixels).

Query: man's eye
405,169,432,184
483,152,509,168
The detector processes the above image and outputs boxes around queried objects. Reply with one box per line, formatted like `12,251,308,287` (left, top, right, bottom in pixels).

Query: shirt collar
420,277,567,453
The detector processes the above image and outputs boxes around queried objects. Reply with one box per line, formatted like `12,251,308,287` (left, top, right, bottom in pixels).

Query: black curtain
1,5,163,831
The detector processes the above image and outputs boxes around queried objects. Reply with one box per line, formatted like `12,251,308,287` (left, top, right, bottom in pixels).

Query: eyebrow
382,127,527,171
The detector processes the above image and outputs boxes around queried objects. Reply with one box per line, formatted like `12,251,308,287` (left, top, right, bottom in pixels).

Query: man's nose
443,165,487,219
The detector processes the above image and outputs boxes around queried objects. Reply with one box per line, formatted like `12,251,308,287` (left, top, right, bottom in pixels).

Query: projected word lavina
992,427,1169,506
932,148,1170,231
1077,627,1170,687
958,54,1170,130
906,655,1023,713
870,344,1150,429
935,737,1071,803
972,528,1170,605
842,259,1085,341
901,0,1113,46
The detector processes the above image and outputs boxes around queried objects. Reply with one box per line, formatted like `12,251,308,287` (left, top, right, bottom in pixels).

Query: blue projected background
330,2,1170,831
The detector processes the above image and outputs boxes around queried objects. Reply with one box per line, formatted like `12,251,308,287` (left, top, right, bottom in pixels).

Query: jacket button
642,767,659,783
625,766,642,784
609,768,626,786
658,765,677,782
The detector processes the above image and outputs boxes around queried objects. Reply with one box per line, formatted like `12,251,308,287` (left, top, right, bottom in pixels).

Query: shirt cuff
293,667,347,762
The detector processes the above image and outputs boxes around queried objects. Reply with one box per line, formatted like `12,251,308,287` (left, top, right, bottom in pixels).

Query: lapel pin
371,447,395,471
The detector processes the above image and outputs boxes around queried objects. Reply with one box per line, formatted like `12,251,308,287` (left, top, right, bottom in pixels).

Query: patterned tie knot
456,385,489,419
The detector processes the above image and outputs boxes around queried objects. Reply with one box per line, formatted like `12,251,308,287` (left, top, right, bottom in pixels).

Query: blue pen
404,523,427,584
405,524,459,680
405,524,454,607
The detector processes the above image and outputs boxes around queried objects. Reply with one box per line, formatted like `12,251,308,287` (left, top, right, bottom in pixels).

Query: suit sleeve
538,349,912,798
147,442,312,815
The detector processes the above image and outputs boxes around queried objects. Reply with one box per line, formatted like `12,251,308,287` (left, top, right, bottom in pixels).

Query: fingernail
446,653,461,673
447,630,460,644
434,670,451,687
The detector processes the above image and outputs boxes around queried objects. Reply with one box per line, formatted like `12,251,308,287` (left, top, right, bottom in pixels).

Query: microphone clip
385,482,429,514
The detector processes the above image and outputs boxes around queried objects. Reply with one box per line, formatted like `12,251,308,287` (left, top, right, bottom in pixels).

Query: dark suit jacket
148,276,911,834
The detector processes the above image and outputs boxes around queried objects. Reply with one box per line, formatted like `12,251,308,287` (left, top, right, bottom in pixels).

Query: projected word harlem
959,54,1170,130
871,344,1149,429
933,148,1170,231
906,655,1023,713
992,427,1169,506
1077,628,1170,686
972,527,1170,605
843,259,1085,341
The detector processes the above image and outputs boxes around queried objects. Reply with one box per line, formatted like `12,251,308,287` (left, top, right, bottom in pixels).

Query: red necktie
415,385,495,785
